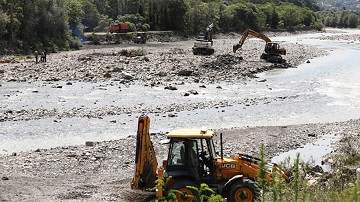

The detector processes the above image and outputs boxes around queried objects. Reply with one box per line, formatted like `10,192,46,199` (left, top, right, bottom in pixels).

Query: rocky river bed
1,30,359,201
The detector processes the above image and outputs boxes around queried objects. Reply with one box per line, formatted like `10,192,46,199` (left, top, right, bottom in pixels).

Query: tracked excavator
233,29,286,63
131,115,290,201
192,23,215,55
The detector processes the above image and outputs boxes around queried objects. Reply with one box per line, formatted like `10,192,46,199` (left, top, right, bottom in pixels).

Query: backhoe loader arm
131,115,158,190
233,29,271,53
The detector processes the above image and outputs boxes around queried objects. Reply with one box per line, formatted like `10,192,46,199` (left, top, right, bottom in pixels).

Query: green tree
185,1,219,34
278,3,300,30
157,0,188,31
347,13,359,28
81,0,100,32
65,0,84,38
259,3,279,29
0,9,9,37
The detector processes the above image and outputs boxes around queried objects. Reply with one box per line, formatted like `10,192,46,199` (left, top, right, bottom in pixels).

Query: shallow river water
1,29,360,160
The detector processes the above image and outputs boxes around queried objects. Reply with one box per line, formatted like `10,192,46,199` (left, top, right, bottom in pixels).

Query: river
1,28,360,156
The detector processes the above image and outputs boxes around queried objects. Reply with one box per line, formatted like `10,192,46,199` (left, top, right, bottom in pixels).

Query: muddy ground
1,31,359,202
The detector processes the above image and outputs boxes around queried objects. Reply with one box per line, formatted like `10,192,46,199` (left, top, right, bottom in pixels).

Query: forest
0,0,358,54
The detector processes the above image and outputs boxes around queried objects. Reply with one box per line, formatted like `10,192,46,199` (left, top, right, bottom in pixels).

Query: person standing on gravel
43,50,47,62
34,50,39,63
40,50,47,62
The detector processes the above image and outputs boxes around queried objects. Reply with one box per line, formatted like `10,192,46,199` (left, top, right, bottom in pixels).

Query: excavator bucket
131,115,158,190
233,44,241,53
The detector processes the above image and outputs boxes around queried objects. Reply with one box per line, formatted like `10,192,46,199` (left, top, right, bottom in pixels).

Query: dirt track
1,31,359,202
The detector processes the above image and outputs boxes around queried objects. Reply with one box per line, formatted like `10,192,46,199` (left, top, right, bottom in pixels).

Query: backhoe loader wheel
228,178,258,202
169,179,199,202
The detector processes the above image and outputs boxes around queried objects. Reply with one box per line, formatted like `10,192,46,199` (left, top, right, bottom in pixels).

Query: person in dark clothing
43,50,47,62
40,51,45,62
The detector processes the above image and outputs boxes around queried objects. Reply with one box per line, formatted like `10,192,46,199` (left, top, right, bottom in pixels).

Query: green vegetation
0,0,322,55
152,176,224,202
151,176,183,202
187,184,224,202
257,138,360,202
316,10,360,28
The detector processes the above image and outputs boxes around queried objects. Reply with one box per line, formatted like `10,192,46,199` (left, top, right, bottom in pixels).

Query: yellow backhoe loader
131,115,289,201
233,29,286,63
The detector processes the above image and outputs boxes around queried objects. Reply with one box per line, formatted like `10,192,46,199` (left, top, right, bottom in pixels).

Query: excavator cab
265,42,286,55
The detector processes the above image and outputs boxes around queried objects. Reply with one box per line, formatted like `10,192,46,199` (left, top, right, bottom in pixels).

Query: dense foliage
316,10,360,28
0,0,322,54
0,0,81,54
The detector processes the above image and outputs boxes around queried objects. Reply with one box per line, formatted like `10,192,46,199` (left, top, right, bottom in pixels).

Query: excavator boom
233,29,271,53
131,115,158,190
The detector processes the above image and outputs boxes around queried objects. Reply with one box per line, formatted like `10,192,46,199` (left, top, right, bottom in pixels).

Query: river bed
1,29,360,156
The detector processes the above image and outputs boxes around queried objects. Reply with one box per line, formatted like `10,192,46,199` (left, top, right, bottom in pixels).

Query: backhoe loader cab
165,129,217,182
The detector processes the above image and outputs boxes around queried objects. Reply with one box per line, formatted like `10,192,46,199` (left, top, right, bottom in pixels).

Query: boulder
164,85,177,91
121,72,133,80
178,70,193,76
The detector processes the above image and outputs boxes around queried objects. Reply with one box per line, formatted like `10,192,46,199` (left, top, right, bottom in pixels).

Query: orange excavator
131,115,290,201
233,29,286,63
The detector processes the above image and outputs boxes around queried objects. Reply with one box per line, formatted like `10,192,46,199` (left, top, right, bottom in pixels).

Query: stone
188,90,198,95
157,71,167,77
142,56,150,62
2,176,9,180
164,85,177,90
112,67,123,72
85,141,94,147
178,70,193,76
121,72,133,80
104,72,112,78
307,179,317,186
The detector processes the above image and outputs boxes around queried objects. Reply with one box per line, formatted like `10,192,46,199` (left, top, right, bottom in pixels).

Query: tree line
316,10,360,28
0,0,357,55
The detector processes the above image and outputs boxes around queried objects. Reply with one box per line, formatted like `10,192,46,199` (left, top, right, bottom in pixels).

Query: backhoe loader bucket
233,44,241,53
131,115,158,190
